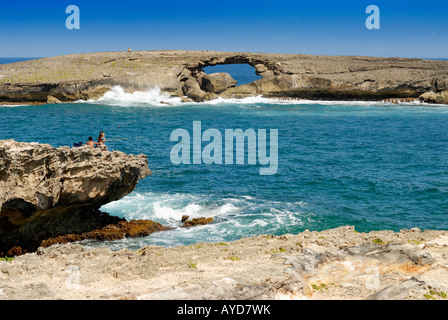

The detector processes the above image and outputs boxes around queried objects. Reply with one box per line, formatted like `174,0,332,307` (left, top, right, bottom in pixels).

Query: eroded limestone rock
1,51,447,104
0,139,151,255
201,72,237,94
1,226,447,300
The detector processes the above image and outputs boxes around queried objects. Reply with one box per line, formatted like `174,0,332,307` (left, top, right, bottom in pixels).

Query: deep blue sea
0,58,40,64
1,58,448,250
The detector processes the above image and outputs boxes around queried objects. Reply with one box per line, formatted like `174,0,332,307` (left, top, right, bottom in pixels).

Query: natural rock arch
180,55,275,101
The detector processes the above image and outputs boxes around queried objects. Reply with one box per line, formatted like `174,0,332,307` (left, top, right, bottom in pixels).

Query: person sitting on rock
97,131,107,150
86,136,97,148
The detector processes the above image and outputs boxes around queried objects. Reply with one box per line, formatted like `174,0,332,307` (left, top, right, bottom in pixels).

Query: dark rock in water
182,217,213,227
0,139,151,256
40,234,84,248
82,219,169,241
181,215,189,223
39,218,169,247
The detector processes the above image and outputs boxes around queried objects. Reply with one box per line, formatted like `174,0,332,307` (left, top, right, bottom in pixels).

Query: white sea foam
0,104,28,108
152,202,239,223
102,191,307,230
84,85,183,107
81,85,448,108
81,190,314,249
101,191,245,227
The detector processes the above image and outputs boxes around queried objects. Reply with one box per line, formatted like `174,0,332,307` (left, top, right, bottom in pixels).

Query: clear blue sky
0,0,446,58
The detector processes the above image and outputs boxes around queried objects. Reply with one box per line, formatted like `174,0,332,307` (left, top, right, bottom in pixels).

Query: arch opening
202,63,262,87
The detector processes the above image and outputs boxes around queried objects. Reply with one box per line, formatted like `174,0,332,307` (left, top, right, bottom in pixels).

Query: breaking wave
85,85,183,107
79,191,312,249
80,85,445,108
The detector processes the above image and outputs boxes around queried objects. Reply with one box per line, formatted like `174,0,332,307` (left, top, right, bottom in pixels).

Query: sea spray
83,85,438,107
92,191,310,249
87,85,182,106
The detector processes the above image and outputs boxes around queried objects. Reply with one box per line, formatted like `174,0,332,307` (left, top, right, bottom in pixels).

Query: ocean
1,58,448,251
0,58,41,64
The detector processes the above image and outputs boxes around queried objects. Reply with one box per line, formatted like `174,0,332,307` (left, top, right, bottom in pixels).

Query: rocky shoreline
38,215,213,251
0,50,447,105
1,137,447,299
1,225,447,300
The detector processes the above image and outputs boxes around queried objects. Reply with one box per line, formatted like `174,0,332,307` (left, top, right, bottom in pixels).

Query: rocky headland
0,140,154,256
0,140,215,257
0,50,447,104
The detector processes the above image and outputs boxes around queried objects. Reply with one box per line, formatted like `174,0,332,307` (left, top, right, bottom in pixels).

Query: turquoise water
1,92,448,250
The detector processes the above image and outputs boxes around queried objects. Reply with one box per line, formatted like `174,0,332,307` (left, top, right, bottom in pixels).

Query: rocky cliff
0,140,152,255
0,50,447,104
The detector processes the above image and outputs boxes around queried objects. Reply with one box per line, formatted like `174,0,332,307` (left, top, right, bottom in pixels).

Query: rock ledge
0,140,151,255
1,226,448,300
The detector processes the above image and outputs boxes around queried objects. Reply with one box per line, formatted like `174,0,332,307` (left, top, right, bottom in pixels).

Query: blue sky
0,0,446,58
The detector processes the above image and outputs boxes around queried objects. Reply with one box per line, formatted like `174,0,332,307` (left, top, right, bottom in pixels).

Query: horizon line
0,51,447,61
